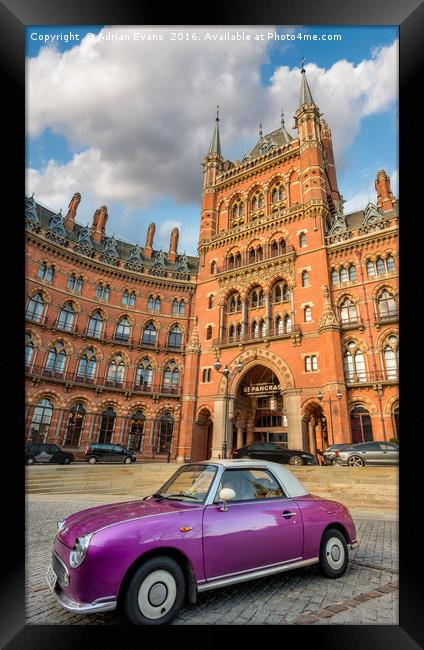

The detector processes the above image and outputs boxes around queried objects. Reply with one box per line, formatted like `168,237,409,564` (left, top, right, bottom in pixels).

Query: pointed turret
299,62,315,106
208,105,222,156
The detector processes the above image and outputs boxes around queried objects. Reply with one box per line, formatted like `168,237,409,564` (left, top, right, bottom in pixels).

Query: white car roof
194,459,309,498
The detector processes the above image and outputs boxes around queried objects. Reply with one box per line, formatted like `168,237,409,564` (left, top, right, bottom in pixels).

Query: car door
355,442,382,465
202,468,304,580
246,444,267,460
377,443,399,465
36,444,55,463
48,444,61,462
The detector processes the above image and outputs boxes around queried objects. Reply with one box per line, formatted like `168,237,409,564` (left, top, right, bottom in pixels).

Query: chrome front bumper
52,589,117,614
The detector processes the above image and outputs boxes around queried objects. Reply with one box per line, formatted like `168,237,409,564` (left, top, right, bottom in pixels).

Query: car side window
379,443,398,451
214,469,285,502
113,445,123,453
355,443,380,451
49,445,60,453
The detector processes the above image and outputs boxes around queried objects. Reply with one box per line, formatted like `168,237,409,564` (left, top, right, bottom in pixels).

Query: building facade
25,67,399,462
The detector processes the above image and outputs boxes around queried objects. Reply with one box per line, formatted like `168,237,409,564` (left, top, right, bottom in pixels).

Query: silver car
333,441,399,467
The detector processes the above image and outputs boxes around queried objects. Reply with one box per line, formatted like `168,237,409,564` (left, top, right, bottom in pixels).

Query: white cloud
27,28,398,247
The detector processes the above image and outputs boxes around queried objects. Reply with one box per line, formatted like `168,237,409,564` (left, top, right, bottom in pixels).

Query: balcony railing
26,365,182,396
345,369,398,385
216,244,295,274
213,323,300,347
375,310,398,324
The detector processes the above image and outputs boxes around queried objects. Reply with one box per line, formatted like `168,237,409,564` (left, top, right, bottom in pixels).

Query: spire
259,123,263,141
208,105,221,156
279,107,292,141
299,60,314,106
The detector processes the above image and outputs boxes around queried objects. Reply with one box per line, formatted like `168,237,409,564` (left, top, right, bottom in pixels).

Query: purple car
46,459,358,625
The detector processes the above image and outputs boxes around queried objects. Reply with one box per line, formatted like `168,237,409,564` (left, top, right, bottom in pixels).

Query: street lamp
214,359,243,458
317,389,342,446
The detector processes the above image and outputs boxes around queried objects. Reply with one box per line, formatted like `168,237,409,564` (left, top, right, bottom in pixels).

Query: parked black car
85,443,137,464
25,443,74,465
232,442,317,466
323,443,351,465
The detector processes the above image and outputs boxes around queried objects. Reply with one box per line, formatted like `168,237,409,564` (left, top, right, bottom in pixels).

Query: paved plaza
26,495,398,626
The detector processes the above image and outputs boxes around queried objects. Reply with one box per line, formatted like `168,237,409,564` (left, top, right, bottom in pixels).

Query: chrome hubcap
325,537,345,570
137,570,177,620
349,457,362,467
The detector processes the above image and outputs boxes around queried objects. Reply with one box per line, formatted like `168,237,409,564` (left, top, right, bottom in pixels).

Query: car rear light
334,451,340,456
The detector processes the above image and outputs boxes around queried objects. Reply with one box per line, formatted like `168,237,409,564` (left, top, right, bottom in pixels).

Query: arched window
301,270,309,287
231,198,245,225
96,283,109,301
57,302,75,332
331,270,339,286
28,399,53,443
37,262,47,279
276,315,283,334
122,290,129,305
348,265,356,282
261,319,267,337
168,325,182,349
206,325,212,340
98,406,116,444
344,341,366,383
86,311,104,338
393,404,399,439
154,297,161,313
178,301,185,315
25,333,34,369
252,320,259,338
257,246,263,261
384,335,399,380
38,263,54,282
227,292,241,313
376,257,385,275
63,403,86,448
250,287,264,308
350,406,373,443
128,410,145,452
142,322,157,347
299,232,307,248
172,299,179,316
208,295,214,309
377,290,397,320
340,298,357,325
129,291,136,307
148,295,159,313
271,182,285,205
76,348,97,383
284,314,292,333
68,274,83,292
45,341,67,377
106,353,125,387
115,317,131,343
273,282,289,304
210,260,217,274
228,324,235,342
162,361,179,393
156,411,174,454
135,357,153,391
236,323,242,339
366,260,376,278
340,267,348,283
235,252,242,267
304,306,312,322
26,293,45,322
386,255,395,273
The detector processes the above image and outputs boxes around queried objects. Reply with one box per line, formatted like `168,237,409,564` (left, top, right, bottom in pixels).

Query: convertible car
47,459,358,625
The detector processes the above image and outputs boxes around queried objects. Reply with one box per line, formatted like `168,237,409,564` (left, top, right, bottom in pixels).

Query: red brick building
25,67,398,461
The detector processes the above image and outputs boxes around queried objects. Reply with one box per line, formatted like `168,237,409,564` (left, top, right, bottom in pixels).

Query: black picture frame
1,0,419,647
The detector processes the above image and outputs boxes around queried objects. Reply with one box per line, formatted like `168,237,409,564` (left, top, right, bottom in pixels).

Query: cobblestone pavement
26,496,398,626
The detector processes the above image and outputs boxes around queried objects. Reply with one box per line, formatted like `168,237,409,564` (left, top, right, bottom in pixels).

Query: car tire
26,457,35,465
347,455,364,467
123,556,185,625
331,458,339,466
124,457,132,465
87,456,97,464
318,528,349,578
62,457,71,465
289,455,303,466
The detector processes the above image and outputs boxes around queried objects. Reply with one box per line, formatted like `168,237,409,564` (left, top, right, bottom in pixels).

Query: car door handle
281,511,296,519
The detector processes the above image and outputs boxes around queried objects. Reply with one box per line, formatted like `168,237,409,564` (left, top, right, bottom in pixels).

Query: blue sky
26,26,398,255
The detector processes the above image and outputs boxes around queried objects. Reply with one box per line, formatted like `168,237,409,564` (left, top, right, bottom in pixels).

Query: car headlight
69,533,93,568
57,519,65,531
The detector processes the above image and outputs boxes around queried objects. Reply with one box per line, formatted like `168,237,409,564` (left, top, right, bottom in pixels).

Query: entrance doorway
350,406,373,443
193,407,213,461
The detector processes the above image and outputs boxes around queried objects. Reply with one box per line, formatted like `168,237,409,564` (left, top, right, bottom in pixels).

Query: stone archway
192,407,214,461
302,401,327,459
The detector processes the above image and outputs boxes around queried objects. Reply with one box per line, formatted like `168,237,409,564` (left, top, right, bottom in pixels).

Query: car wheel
123,556,185,625
347,455,364,467
62,457,71,465
289,455,303,466
88,456,97,464
318,528,349,578
331,458,339,466
124,457,132,465
26,457,35,465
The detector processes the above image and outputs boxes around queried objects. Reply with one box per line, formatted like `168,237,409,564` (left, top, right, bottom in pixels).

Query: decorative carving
152,249,167,269
25,195,39,224
328,208,347,235
127,244,143,270
176,252,190,273
75,225,93,250
363,202,383,226
318,284,340,332
103,235,118,258
186,316,201,352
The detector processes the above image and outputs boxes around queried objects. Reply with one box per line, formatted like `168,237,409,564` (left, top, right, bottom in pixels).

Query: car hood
58,498,200,547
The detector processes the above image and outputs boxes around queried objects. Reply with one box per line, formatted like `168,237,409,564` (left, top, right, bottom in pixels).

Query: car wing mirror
219,488,236,511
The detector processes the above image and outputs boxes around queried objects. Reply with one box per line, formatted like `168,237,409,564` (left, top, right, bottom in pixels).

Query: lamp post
213,359,243,458
317,389,342,446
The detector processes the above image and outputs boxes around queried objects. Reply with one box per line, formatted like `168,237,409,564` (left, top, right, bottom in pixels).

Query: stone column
283,389,303,449
212,396,226,458
219,303,225,342
241,298,248,337
308,417,317,456
265,292,272,333
53,410,65,445
236,426,244,448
